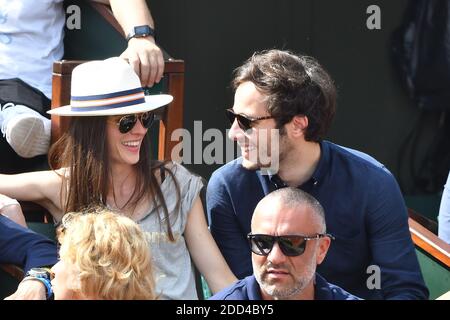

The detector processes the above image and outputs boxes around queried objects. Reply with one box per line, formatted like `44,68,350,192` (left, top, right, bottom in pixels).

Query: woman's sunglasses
114,111,156,134
247,233,334,257
226,108,274,132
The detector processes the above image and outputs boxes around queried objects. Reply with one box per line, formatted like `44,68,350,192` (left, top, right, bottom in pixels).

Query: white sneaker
0,103,51,158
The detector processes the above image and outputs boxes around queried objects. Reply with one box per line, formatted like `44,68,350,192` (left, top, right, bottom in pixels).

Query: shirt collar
312,140,330,184
264,140,331,189
247,275,263,300
313,273,333,300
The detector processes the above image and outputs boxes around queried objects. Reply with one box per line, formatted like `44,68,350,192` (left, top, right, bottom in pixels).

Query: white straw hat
48,57,173,116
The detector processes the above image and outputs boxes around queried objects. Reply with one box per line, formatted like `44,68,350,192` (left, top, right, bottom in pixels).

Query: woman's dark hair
49,116,181,241
232,49,337,141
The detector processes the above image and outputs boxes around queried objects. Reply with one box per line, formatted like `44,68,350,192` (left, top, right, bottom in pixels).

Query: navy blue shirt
0,215,58,272
210,273,361,300
207,141,428,300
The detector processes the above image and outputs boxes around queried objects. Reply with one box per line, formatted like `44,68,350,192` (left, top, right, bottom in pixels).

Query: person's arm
368,173,429,300
92,0,164,87
206,173,253,279
4,280,46,300
0,171,63,221
0,215,58,300
184,196,237,294
0,215,58,273
0,212,57,300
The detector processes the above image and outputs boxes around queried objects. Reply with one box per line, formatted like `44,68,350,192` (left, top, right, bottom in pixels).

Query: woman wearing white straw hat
0,57,237,300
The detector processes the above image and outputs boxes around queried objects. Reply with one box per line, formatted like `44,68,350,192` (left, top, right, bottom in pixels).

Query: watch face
127,25,154,41
135,25,151,36
28,268,51,279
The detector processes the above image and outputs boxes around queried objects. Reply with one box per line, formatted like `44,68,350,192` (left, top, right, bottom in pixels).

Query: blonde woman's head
51,209,155,300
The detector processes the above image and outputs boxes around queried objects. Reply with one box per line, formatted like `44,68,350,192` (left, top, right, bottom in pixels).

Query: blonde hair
57,209,156,300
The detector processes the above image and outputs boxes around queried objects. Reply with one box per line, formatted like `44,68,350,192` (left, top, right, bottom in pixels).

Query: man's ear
290,115,308,138
316,236,331,265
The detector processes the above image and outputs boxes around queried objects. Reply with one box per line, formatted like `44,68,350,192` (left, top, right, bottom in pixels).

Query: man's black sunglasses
247,233,335,257
114,111,155,134
226,108,273,132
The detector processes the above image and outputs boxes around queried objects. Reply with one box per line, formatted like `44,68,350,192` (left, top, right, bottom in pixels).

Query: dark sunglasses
247,233,334,257
226,108,274,132
114,111,156,134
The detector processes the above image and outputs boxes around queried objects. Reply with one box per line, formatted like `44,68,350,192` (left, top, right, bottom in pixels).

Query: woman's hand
121,37,164,87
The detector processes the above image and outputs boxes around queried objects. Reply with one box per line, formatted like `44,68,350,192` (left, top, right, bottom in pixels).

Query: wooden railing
408,210,450,267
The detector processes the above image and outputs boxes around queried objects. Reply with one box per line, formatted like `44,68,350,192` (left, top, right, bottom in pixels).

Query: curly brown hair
232,49,337,141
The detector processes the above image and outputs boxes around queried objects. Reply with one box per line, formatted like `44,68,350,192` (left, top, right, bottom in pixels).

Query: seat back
63,0,126,60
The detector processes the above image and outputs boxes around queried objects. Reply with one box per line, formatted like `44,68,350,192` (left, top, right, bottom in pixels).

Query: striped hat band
70,87,145,111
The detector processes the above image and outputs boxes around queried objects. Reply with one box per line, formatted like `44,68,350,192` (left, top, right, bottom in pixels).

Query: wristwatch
126,25,155,41
23,267,54,300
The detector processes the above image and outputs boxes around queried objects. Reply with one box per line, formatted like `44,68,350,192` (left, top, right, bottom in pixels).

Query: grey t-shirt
137,162,203,300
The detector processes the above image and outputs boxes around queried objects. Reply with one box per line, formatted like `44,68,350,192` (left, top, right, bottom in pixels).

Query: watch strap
22,276,53,300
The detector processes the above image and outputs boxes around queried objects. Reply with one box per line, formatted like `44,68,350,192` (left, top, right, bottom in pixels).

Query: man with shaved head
210,188,360,300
